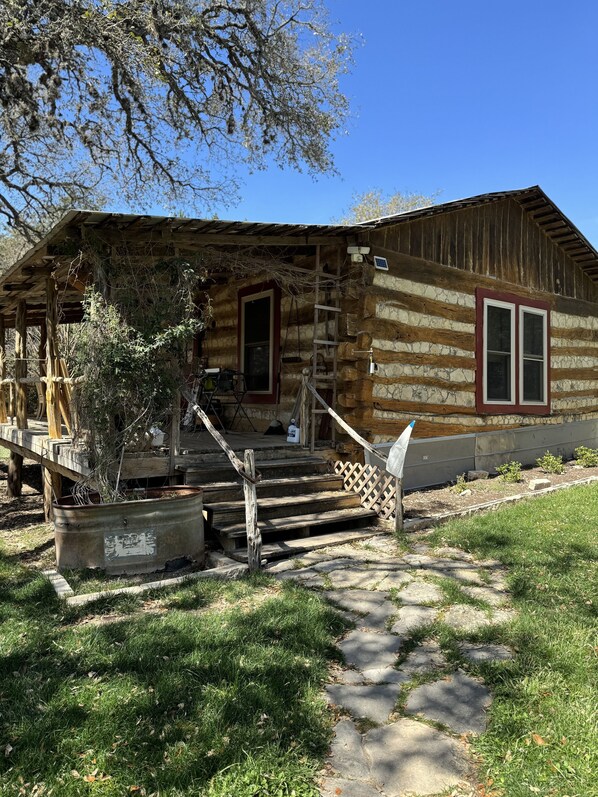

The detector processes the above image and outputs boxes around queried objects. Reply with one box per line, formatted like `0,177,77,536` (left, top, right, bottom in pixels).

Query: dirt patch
403,461,598,519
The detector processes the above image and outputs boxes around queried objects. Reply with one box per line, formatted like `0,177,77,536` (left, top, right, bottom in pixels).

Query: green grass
0,548,346,796
429,483,598,797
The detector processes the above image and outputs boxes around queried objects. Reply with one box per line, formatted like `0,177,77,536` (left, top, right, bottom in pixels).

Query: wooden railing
300,377,404,531
181,388,263,571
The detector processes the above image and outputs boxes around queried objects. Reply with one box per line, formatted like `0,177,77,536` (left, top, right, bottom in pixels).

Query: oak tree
0,0,351,240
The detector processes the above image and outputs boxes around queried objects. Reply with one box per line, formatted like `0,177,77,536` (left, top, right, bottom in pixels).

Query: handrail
304,381,387,463
181,388,262,485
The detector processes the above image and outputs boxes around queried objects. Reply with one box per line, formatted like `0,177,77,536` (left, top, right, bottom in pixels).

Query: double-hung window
476,288,550,414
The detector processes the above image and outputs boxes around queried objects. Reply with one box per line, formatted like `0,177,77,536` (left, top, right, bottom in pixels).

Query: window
476,288,550,414
238,282,280,403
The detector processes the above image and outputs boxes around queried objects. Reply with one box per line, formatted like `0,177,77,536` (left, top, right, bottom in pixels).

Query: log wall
336,242,598,442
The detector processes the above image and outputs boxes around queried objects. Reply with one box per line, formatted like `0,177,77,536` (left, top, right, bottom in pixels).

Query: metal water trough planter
53,486,204,575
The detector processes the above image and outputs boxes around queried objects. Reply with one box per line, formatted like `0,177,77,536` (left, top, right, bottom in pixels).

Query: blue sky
204,0,598,246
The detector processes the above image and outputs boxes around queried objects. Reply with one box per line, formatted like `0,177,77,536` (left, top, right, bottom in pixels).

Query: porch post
45,277,61,439
394,477,404,533
168,391,181,484
15,299,27,430
0,315,7,423
43,465,62,521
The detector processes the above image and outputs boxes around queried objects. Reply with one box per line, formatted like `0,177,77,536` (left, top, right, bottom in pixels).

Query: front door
238,282,280,403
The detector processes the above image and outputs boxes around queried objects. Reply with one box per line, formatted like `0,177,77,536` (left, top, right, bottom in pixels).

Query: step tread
216,506,377,538
230,527,386,562
199,473,339,493
179,456,326,473
206,489,355,513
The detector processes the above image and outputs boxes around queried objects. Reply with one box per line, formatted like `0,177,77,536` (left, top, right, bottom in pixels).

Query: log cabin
1,185,597,558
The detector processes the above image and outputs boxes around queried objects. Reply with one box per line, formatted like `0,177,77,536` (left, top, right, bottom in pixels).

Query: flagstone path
268,533,516,797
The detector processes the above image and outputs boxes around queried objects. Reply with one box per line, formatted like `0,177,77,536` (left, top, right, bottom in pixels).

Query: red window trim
237,281,281,405
475,288,551,415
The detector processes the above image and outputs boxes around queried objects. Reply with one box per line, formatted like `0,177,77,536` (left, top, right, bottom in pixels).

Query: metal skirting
365,419,598,490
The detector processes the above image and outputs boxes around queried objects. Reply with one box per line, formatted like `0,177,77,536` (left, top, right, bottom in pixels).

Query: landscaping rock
327,719,370,780
339,630,403,671
467,470,489,481
327,569,384,590
360,666,409,685
363,718,471,795
405,671,492,734
326,682,402,724
529,478,551,491
336,669,367,684
357,601,398,631
373,570,413,590
459,643,515,663
396,580,443,605
390,605,438,635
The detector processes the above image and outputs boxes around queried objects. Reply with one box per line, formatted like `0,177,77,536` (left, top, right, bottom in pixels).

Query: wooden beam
14,300,28,430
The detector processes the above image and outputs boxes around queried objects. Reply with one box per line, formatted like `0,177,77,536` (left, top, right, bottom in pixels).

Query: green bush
450,473,469,494
496,460,522,483
574,445,598,467
536,451,565,474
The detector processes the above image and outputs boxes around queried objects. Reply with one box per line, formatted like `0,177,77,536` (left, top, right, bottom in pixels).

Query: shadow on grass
0,558,345,796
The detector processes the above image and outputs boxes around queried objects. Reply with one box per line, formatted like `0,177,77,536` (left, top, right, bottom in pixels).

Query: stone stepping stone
327,569,385,590
390,605,438,635
442,604,491,632
336,669,367,684
463,584,510,607
405,671,492,734
360,667,409,685
396,580,443,605
363,718,470,795
436,566,485,585
398,640,448,677
339,630,402,671
320,777,382,797
357,601,398,631
312,558,358,573
459,643,515,663
276,570,326,588
327,719,370,780
434,546,475,562
322,589,390,616
326,682,402,724
373,570,413,591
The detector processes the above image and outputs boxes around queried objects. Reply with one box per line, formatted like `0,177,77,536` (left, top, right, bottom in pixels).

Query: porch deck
0,417,319,482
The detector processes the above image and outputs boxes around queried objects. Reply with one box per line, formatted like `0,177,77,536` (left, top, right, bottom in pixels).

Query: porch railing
300,375,404,531
181,388,263,571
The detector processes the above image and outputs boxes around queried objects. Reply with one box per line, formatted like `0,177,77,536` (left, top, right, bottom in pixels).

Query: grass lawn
0,549,346,796
429,483,598,797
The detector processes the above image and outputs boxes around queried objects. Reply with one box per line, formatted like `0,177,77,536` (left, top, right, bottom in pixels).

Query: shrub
450,473,468,494
574,445,598,468
536,451,565,474
496,460,522,483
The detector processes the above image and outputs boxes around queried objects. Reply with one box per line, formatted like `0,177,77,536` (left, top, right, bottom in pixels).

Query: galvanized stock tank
53,487,204,575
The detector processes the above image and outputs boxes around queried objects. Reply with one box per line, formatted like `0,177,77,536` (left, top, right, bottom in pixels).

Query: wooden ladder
310,245,341,453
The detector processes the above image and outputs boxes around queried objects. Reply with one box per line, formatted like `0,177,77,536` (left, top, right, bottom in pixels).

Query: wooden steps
184,452,384,560
230,527,386,562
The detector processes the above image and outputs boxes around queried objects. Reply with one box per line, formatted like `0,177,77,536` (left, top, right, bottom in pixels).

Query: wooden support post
0,315,7,423
394,478,404,533
15,300,28,430
46,277,61,439
43,466,62,521
243,449,261,572
168,392,181,484
300,369,310,448
7,452,23,498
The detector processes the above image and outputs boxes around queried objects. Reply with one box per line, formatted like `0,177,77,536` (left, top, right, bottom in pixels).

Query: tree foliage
0,0,351,239
339,187,441,224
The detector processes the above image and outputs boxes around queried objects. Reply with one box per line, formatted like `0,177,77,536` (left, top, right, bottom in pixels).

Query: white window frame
240,287,275,395
519,306,548,407
483,298,516,406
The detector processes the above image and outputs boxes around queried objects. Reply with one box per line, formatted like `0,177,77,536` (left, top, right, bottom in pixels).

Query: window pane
523,359,544,402
523,312,544,357
487,352,511,401
487,305,511,353
244,345,270,391
244,296,271,344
